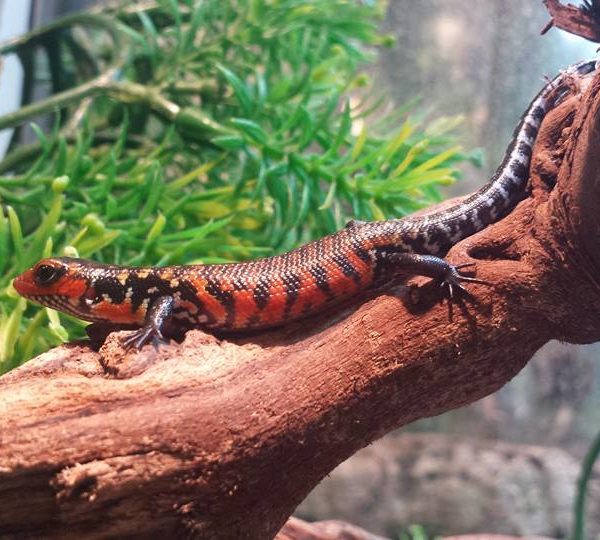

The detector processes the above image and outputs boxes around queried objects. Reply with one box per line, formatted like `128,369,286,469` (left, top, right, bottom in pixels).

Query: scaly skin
13,61,598,349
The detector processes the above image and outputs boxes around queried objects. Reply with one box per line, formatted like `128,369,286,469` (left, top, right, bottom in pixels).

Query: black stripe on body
253,276,270,310
332,254,361,284
129,272,171,312
510,159,528,179
310,263,333,297
177,278,206,313
282,272,301,319
245,313,261,327
93,277,126,304
517,140,532,158
530,105,545,121
522,121,537,141
353,244,372,265
302,301,314,315
205,278,235,326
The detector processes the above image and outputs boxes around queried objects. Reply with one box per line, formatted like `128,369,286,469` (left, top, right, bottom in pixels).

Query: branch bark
277,517,388,540
542,0,600,42
2,74,600,539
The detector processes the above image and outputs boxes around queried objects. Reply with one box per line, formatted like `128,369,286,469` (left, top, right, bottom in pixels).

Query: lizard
12,60,598,350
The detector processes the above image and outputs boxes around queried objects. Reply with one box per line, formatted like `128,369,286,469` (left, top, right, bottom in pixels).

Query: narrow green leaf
382,121,413,160
390,140,429,178
0,298,25,364
408,146,461,175
7,207,24,268
351,125,367,160
15,309,45,364
217,64,253,115
183,1,204,52
322,100,352,160
230,118,268,145
46,308,69,342
29,123,47,149
137,11,159,55
294,178,311,226
212,135,246,150
157,218,232,266
147,213,167,243
167,159,222,192
75,230,120,257
139,164,164,222
0,209,10,274
382,168,455,192
319,179,337,210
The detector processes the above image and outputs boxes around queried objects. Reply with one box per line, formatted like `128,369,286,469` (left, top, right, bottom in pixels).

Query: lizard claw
121,295,174,351
440,264,491,299
121,326,166,351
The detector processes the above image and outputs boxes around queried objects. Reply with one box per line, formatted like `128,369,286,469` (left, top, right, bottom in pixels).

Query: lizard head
13,257,155,325
13,257,98,320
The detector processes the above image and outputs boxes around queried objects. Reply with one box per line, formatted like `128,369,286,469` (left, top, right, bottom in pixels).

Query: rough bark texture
277,519,534,540
2,66,600,540
542,0,600,42
276,517,389,540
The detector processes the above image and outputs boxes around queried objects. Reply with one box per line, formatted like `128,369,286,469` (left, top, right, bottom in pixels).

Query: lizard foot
440,262,491,299
121,326,167,351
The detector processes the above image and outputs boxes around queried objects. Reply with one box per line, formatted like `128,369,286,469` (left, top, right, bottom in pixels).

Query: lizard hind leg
382,252,490,299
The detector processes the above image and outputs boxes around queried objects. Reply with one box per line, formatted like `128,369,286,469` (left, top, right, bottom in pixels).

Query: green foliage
572,429,600,540
0,0,476,371
397,524,437,540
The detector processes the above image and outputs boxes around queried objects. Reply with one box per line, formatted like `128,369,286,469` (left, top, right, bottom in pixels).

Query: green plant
0,0,478,372
398,524,437,540
572,428,600,540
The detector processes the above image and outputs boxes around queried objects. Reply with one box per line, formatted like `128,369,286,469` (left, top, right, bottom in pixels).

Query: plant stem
0,77,107,131
0,13,122,55
572,429,600,540
108,82,181,119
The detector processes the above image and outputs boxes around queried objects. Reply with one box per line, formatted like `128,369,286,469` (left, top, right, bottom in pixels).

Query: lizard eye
34,264,61,286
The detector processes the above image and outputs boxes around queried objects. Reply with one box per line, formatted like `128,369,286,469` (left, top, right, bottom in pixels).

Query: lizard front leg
122,295,175,350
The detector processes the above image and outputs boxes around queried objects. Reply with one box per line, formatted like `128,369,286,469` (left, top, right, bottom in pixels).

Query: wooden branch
278,521,541,540
277,517,388,540
2,74,600,539
542,0,600,41
277,518,528,540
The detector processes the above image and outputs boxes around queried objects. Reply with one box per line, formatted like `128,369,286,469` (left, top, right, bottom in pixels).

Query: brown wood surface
276,517,389,540
276,519,549,540
2,59,600,540
542,0,600,42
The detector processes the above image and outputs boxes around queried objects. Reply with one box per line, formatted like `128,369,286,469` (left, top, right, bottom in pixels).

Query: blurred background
1,0,599,538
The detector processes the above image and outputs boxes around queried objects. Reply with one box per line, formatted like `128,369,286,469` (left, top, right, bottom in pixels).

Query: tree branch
2,74,600,539
542,0,600,42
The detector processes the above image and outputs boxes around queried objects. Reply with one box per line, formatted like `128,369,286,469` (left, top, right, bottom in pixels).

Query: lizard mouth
12,272,37,297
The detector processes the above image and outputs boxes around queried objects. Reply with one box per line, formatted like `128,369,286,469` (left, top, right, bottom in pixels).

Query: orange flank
92,299,145,325
324,265,355,298
258,277,288,327
231,287,258,327
286,274,327,320
190,278,227,325
176,299,200,317
347,249,373,283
